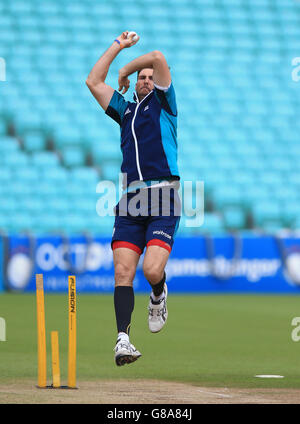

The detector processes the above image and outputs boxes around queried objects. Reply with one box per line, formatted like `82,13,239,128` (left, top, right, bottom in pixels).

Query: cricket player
86,31,180,366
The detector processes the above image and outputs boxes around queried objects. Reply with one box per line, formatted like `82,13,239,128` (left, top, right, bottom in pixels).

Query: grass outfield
0,293,300,389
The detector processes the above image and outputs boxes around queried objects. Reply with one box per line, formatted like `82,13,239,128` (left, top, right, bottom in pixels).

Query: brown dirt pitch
1,379,300,404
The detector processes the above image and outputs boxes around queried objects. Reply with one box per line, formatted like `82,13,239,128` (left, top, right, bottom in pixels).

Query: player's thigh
112,200,146,286
113,247,140,287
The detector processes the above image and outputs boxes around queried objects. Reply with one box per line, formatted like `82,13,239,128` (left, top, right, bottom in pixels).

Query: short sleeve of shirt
105,90,129,125
154,83,177,116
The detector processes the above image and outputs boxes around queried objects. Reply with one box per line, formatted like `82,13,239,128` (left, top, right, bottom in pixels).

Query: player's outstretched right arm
86,31,139,111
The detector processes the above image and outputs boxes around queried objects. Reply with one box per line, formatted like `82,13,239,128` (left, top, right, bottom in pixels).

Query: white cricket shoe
148,283,168,333
114,338,142,366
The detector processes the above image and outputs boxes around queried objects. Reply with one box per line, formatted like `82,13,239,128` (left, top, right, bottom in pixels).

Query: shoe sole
115,354,141,366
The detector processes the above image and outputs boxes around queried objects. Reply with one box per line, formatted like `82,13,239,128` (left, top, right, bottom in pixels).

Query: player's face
135,68,154,100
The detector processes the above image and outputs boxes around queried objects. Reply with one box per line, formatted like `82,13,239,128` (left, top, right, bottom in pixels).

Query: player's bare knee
114,262,135,286
143,262,164,284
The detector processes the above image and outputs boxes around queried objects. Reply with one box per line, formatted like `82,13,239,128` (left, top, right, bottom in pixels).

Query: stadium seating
0,0,300,236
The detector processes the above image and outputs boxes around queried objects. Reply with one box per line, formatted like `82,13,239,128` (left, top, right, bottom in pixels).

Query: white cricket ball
127,31,139,42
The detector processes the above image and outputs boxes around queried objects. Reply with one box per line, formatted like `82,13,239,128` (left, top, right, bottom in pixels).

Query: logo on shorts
153,230,171,240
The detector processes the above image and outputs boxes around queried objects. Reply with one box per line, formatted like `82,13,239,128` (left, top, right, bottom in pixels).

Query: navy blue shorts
112,186,181,255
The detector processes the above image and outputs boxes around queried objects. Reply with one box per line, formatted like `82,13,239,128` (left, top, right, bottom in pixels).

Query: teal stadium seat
23,133,46,152
72,197,97,216
198,213,225,235
252,201,282,229
14,166,40,184
0,120,6,135
282,201,300,227
0,215,11,233
91,141,122,164
59,214,88,235
0,167,12,185
0,198,18,215
289,172,300,188
292,217,300,232
33,214,61,234
3,151,30,167
100,162,122,183
10,180,32,197
64,181,93,201
61,147,85,168
35,182,60,200
0,136,20,152
71,166,99,180
223,207,246,231
42,167,69,185
30,151,60,169
212,186,243,210
20,198,46,215
9,213,34,234
14,111,44,136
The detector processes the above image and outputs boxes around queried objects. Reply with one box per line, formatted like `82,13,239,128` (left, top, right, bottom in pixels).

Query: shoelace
114,341,130,352
148,302,166,318
114,341,138,354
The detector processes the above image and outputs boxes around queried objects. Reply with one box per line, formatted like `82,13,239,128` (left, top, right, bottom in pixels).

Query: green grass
1,293,300,388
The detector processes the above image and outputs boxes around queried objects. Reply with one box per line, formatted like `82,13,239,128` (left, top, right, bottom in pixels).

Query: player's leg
143,241,171,333
143,186,181,333
112,243,143,366
111,208,146,366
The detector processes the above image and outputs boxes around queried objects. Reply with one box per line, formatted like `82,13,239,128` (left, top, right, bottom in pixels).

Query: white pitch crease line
197,389,232,398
